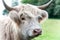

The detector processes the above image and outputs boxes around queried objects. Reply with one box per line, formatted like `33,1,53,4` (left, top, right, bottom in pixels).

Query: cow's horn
2,0,15,11
38,0,53,9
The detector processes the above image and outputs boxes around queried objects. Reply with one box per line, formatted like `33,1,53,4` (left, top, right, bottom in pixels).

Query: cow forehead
17,4,42,16
17,4,41,14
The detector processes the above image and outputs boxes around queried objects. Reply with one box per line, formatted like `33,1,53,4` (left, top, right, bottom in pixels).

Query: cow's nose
33,29,42,36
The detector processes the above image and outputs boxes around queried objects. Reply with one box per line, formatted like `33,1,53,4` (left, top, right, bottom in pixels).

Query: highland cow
0,0,52,40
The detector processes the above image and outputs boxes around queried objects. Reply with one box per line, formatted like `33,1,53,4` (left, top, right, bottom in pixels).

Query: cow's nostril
33,29,42,35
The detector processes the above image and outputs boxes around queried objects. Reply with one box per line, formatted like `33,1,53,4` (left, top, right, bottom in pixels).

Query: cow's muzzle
33,29,42,37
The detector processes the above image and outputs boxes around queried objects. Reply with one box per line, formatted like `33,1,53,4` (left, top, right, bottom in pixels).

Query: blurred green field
32,19,60,40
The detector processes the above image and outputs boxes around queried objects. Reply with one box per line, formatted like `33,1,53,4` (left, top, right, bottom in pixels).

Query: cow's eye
38,16,42,20
21,17,25,20
38,16,42,22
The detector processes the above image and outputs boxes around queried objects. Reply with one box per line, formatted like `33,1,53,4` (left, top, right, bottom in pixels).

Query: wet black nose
33,29,42,36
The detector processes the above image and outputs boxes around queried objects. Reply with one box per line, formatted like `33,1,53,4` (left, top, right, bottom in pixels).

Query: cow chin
22,34,40,40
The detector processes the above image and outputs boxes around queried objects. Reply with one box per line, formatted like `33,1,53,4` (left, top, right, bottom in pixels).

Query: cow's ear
38,10,48,23
9,10,20,25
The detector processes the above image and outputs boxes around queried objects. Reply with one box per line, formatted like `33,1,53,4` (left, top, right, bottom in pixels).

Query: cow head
2,0,52,40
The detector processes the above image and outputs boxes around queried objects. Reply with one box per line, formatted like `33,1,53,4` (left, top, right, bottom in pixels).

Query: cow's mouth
29,33,42,39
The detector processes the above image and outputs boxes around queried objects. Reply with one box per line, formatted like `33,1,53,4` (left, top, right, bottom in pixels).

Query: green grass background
32,19,60,40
